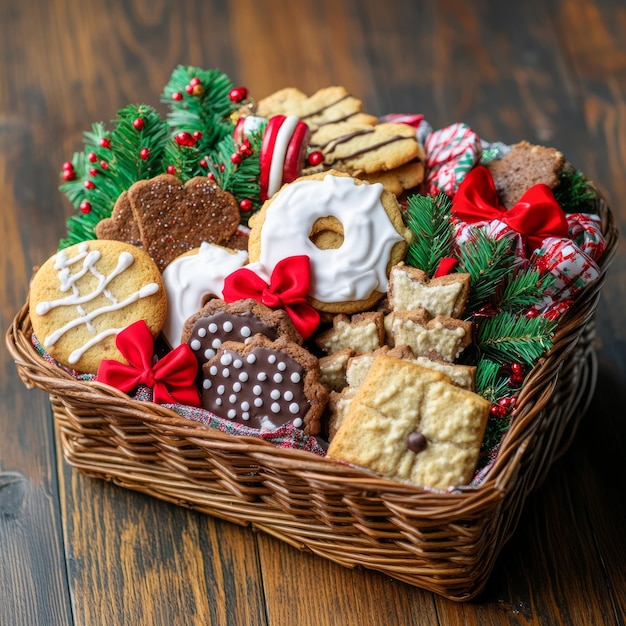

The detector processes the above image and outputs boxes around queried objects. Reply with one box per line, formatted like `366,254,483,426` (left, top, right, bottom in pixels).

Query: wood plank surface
1,0,625,625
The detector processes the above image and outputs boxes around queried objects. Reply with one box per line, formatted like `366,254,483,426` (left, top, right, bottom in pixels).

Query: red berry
192,131,203,141
88,167,98,176
99,160,109,170
166,165,176,175
83,180,95,189
239,198,253,211
88,152,98,163
490,404,507,418
99,137,111,149
175,132,195,147
189,77,201,87
238,142,252,157
199,159,208,168
228,86,248,102
62,169,76,181
172,91,183,101
230,152,242,165
139,148,150,160
525,307,540,318
207,172,215,181
79,201,92,214
185,84,194,95
510,363,524,375
307,150,324,166
62,161,74,171
133,118,145,130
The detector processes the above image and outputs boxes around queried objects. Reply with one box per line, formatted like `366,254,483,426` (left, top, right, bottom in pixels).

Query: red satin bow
452,165,569,255
222,255,320,339
97,320,200,406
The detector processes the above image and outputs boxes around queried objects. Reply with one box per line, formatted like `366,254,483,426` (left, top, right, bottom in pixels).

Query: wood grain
1,0,625,624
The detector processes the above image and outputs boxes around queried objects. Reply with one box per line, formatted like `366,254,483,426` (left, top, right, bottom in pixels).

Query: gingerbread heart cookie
96,174,242,271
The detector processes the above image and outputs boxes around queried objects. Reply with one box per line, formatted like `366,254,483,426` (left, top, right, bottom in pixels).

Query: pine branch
161,65,238,155
161,141,204,181
457,230,517,313
59,106,170,248
497,268,555,314
403,193,455,276
554,165,597,214
205,128,264,222
476,310,557,366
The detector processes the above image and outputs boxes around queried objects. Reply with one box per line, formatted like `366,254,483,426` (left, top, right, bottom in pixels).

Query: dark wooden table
1,1,625,624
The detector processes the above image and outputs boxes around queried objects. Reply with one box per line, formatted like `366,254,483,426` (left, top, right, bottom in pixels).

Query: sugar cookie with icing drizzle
29,240,166,374
247,171,410,314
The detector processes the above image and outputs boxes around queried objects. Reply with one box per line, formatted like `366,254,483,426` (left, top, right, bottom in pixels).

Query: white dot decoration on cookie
255,174,406,304
201,346,308,431
186,309,282,375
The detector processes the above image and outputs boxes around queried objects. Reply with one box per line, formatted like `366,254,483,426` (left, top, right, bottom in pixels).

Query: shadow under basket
6,196,619,601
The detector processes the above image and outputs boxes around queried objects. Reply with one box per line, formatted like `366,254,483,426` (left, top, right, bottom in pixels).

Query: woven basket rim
6,195,619,508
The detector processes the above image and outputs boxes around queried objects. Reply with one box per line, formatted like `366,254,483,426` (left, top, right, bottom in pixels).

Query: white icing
268,116,300,198
161,241,248,348
38,242,160,362
256,175,405,303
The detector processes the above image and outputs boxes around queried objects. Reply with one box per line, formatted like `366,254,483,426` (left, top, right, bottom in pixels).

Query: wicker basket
6,196,618,601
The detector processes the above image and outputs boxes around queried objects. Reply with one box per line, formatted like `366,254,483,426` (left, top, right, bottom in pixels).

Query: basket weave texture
6,196,618,601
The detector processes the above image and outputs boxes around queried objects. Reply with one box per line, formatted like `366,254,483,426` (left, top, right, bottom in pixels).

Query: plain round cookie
248,170,410,314
29,239,167,374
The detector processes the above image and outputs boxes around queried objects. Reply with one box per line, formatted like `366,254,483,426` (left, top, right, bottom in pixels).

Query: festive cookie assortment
22,64,610,491
8,64,617,598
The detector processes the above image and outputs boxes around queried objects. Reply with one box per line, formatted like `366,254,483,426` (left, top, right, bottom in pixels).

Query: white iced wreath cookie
247,171,410,314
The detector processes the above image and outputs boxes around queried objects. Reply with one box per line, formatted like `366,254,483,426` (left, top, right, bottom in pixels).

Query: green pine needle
476,310,557,366
404,193,455,276
497,268,555,314
161,65,238,155
554,165,597,214
206,128,264,222
457,230,517,313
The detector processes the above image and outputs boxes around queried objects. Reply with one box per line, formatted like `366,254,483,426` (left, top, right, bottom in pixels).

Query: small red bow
452,165,569,255
97,320,200,406
222,255,320,339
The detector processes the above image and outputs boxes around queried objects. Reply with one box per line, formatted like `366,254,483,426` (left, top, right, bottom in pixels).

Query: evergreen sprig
58,106,170,248
456,230,518,313
476,311,557,366
206,128,264,222
404,193,455,276
161,65,238,155
554,165,597,214
497,268,555,313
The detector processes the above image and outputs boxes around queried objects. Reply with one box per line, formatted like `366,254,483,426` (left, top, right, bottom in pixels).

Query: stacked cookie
29,74,596,491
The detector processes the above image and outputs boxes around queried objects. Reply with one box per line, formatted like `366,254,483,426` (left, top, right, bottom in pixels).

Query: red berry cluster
490,395,517,419
62,161,76,181
175,130,203,147
171,77,205,101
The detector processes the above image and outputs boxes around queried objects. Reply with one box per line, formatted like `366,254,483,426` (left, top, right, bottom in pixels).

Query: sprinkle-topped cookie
201,335,327,435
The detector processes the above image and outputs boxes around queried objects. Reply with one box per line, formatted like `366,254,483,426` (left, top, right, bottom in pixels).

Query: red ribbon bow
97,320,201,406
222,255,320,339
452,165,569,255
